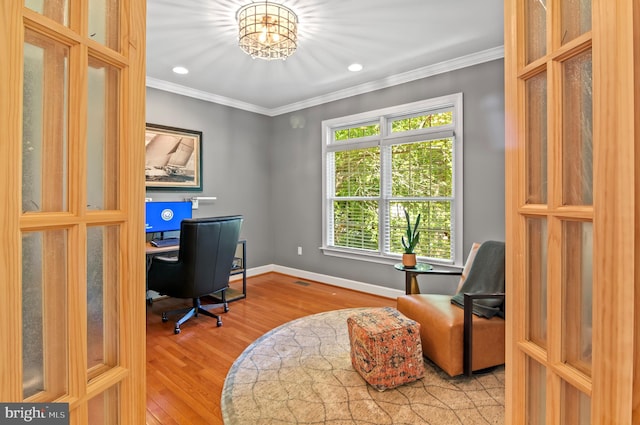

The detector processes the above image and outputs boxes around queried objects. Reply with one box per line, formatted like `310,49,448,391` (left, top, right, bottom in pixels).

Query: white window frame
321,93,464,266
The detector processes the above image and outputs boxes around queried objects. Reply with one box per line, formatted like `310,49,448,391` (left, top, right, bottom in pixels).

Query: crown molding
146,45,504,117
270,46,505,116
145,78,273,116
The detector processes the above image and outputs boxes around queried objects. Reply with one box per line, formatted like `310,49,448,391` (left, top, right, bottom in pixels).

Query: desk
216,239,246,302
394,263,462,295
145,242,179,256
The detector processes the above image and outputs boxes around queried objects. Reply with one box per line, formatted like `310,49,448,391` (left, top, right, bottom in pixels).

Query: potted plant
401,209,421,268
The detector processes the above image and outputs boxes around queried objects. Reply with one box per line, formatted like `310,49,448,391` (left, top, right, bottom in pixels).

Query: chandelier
236,1,298,60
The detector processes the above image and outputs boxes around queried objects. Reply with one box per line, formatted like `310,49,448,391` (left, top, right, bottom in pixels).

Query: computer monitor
145,201,192,234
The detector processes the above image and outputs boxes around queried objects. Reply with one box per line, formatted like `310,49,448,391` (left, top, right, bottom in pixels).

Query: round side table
394,263,462,294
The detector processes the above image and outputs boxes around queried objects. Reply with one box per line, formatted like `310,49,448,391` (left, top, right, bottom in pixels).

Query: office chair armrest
148,256,183,295
462,292,505,376
152,255,179,264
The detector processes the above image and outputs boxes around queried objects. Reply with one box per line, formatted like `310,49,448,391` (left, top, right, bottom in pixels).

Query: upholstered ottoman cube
347,307,424,391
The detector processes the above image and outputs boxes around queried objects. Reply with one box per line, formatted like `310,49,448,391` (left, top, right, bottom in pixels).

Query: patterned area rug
222,308,504,424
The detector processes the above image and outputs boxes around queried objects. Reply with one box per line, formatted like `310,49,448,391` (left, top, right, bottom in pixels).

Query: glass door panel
527,358,547,424
88,384,120,425
87,58,120,211
527,217,548,347
22,230,68,400
561,381,591,424
24,0,68,26
23,30,69,213
561,0,592,45
526,0,547,64
87,226,119,375
88,0,120,50
562,50,593,206
562,221,592,375
525,71,548,204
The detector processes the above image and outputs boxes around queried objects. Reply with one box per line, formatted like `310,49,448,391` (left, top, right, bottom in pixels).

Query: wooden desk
394,262,462,295
145,242,179,256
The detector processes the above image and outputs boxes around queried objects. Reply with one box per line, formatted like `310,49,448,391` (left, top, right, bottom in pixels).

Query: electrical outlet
191,199,199,209
297,246,302,255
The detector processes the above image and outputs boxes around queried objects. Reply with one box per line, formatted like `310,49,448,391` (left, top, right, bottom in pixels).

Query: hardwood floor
145,272,395,425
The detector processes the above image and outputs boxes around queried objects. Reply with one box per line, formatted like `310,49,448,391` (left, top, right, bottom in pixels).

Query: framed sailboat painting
145,124,203,191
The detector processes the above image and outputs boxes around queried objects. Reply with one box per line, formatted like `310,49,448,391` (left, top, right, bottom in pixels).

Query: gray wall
146,90,273,267
146,58,505,294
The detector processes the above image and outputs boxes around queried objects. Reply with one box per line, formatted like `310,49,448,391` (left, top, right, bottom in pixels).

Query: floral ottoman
347,307,424,391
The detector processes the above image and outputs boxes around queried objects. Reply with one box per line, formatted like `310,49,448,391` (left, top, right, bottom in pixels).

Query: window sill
320,246,462,270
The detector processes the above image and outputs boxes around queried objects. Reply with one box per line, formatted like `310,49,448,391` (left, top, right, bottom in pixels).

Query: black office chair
147,215,243,334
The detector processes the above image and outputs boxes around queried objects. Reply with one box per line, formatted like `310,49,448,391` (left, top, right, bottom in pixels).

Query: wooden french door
0,0,146,423
505,0,640,423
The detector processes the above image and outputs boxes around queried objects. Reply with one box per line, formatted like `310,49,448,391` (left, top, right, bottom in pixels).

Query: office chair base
160,297,226,334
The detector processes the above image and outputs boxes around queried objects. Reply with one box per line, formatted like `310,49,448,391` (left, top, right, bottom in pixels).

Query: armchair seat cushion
397,294,505,377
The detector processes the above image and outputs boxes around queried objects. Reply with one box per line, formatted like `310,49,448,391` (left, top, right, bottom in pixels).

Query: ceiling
146,0,504,116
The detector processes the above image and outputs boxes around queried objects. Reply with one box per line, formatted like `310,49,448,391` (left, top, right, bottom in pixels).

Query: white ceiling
146,0,504,116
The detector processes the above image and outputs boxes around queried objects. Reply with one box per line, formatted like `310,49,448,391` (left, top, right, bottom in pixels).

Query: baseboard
230,264,403,299
228,264,273,282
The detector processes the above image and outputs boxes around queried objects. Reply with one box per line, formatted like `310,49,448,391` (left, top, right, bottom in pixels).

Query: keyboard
150,238,180,248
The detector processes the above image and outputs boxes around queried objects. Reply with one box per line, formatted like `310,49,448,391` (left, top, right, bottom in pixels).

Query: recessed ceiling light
172,66,189,75
348,63,363,72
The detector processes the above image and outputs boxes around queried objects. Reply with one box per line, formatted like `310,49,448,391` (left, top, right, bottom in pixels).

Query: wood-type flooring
145,272,395,425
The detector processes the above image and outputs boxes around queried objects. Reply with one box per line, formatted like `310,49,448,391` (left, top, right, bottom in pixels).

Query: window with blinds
321,93,463,265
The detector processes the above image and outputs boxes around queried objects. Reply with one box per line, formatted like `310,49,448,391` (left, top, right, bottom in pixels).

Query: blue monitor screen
145,201,192,233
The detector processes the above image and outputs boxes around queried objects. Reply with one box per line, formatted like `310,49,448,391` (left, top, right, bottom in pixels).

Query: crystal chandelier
236,1,298,60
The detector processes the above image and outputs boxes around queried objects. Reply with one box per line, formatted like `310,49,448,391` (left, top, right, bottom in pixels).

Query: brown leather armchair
397,241,505,377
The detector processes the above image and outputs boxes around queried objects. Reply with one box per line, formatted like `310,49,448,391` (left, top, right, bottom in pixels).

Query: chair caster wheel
174,327,181,334
223,305,229,313
162,314,168,323
217,320,222,327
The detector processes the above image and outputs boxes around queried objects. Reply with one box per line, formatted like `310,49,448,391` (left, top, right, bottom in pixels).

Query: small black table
394,262,462,295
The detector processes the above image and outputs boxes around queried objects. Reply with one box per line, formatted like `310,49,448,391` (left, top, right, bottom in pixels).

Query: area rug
221,308,504,425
